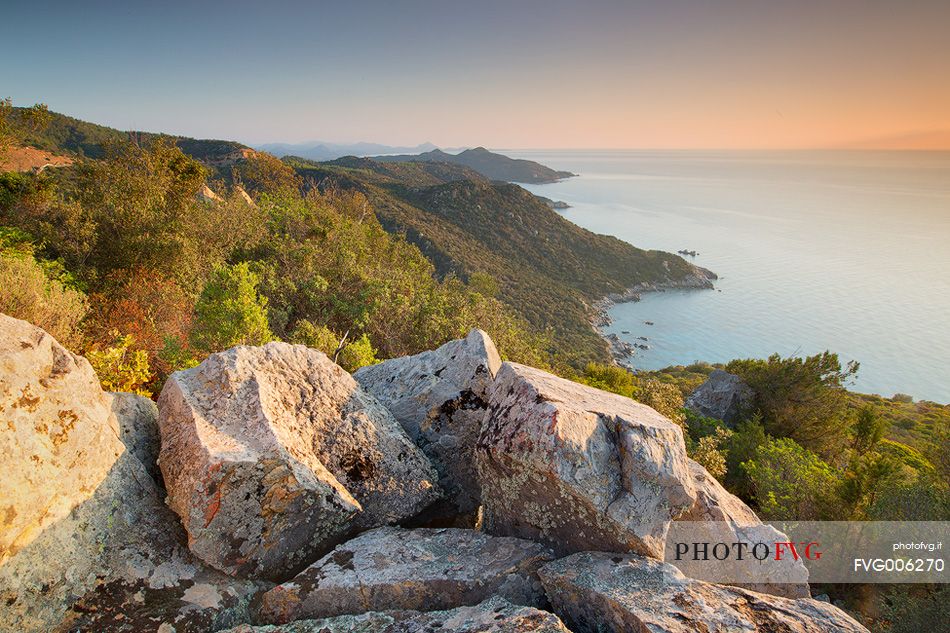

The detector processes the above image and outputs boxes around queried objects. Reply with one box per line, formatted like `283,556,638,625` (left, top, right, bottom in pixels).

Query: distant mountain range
257,141,439,161
5,108,699,363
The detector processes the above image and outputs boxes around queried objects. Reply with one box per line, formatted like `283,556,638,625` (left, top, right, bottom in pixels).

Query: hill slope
9,107,250,163
372,147,576,183
289,156,712,364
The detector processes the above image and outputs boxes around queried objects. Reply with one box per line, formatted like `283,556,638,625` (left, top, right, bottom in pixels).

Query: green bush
191,262,273,353
0,243,88,349
742,437,843,520
86,332,152,396
727,352,858,456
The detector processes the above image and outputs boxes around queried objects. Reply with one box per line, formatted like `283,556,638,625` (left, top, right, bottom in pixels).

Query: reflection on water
513,150,950,403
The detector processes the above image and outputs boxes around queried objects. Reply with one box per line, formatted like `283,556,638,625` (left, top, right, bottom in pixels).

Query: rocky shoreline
590,265,717,363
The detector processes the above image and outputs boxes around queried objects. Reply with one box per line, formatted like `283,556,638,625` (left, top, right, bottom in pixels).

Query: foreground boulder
258,527,552,623
354,329,501,518
0,314,260,632
539,552,868,633
476,362,695,558
231,596,570,632
685,369,754,424
0,314,124,566
158,342,441,581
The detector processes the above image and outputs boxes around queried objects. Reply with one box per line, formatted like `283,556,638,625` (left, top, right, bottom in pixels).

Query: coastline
591,265,717,365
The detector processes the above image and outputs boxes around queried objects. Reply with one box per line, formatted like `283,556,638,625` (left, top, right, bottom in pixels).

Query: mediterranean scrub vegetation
0,109,546,395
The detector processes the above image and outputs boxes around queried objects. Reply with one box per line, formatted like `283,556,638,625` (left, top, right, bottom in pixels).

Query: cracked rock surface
355,329,501,518
476,362,695,558
539,552,869,633
230,596,571,633
257,527,553,623
0,314,261,633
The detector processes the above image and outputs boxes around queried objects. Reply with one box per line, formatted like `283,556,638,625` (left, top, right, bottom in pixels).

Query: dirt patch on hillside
0,146,74,172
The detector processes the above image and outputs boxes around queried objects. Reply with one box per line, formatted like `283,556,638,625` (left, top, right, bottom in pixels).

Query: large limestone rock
0,314,260,632
354,329,501,518
157,342,441,581
229,596,571,633
539,552,869,633
110,391,162,485
257,526,553,623
0,314,124,565
476,362,695,558
685,369,754,424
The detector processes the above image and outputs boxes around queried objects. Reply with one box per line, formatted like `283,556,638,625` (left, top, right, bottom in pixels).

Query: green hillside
288,156,710,364
371,146,576,183
9,107,248,162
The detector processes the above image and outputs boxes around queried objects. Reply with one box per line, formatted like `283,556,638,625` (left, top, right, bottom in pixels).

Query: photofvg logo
665,521,949,585
674,539,822,563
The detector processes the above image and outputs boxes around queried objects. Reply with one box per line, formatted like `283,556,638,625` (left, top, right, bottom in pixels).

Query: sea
509,150,950,403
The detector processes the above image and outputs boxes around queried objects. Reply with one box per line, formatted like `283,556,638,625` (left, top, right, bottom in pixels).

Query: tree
851,405,887,454
190,263,273,353
742,437,843,520
87,268,195,385
727,352,858,455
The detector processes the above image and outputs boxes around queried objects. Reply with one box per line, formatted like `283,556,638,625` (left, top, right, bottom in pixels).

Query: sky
2,0,949,149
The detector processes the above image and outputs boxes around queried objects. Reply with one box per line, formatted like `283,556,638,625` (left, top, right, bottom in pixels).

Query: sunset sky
2,0,948,149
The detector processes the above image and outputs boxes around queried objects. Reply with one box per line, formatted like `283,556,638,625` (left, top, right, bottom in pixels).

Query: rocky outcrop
539,552,869,633
110,391,162,485
0,314,261,632
198,184,223,202
257,527,552,623
231,596,570,632
476,362,696,558
685,369,754,424
354,330,500,518
157,342,440,581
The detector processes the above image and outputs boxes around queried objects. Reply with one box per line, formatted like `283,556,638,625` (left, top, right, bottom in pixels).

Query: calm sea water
509,150,950,403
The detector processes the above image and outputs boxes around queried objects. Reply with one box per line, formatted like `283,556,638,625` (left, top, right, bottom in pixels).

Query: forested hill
8,107,249,162
288,156,711,364
1,104,709,367
371,147,576,183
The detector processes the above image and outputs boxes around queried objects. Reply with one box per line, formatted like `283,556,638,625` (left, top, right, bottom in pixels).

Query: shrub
190,262,273,353
86,332,152,396
691,427,734,479
742,437,842,520
581,362,636,397
337,333,378,372
727,352,858,456
637,379,686,429
0,247,88,349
